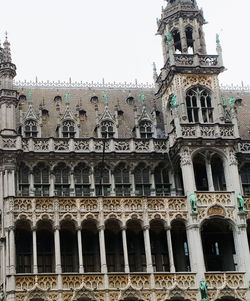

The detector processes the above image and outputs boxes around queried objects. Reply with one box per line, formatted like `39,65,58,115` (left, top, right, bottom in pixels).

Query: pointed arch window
139,120,153,139
94,163,111,196
186,87,213,123
134,163,151,196
54,163,70,196
240,164,250,196
154,164,170,196
101,120,114,138
74,163,91,196
172,29,182,52
33,163,50,197
24,119,38,138
18,163,30,196
62,120,75,138
114,163,131,196
185,26,194,53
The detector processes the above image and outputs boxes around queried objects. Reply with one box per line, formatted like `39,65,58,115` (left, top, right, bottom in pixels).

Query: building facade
0,0,250,300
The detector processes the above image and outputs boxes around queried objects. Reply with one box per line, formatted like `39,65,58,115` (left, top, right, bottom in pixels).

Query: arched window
60,220,78,273
94,163,111,196
201,219,236,272
185,26,194,53
105,220,124,272
37,220,55,273
18,163,30,196
171,220,190,272
15,220,32,273
114,163,130,196
186,87,213,123
101,120,114,138
54,163,70,196
139,120,153,139
134,163,151,196
62,120,75,138
172,29,182,52
211,154,226,191
193,154,208,191
154,164,170,196
74,163,90,196
33,163,50,197
240,164,250,196
24,119,38,138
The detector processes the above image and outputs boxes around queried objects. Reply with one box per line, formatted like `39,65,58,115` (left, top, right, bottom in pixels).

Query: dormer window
139,120,153,139
186,87,213,123
101,121,114,138
24,120,38,138
62,120,75,138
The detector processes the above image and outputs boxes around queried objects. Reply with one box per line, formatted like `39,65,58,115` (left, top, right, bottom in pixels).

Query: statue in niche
189,192,198,214
200,278,209,301
237,193,245,214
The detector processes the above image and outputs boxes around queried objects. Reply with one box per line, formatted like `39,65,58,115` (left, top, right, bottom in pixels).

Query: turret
0,33,18,135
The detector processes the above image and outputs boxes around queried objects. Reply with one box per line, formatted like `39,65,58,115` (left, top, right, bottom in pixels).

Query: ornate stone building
0,0,249,300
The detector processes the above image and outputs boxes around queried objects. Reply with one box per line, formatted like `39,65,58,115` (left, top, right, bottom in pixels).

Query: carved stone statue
189,192,198,214
200,278,208,300
237,193,245,214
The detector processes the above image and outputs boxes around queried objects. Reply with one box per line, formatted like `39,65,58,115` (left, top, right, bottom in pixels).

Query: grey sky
1,0,249,86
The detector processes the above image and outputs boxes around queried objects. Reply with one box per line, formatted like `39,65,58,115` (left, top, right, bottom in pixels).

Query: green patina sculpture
216,33,220,45
200,278,209,301
103,93,108,105
139,93,145,107
222,95,227,108
189,192,198,214
64,92,70,106
0,290,4,301
167,32,172,45
28,91,32,101
237,193,245,214
229,97,236,107
169,94,178,109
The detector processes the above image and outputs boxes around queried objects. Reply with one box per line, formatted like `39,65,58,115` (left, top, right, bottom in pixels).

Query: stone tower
156,0,226,133
0,33,18,135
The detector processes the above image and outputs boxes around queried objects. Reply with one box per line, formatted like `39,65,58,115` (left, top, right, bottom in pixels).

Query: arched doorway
201,219,236,271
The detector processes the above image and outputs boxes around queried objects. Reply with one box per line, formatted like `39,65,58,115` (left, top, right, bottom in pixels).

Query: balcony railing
0,136,169,153
180,123,235,138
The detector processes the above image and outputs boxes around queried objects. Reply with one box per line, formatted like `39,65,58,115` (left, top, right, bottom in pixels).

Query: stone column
4,170,8,198
49,171,55,197
150,171,156,196
29,171,35,196
32,227,38,274
98,225,107,274
9,227,15,275
54,225,62,274
165,226,175,273
179,17,188,53
121,226,130,273
69,169,75,197
130,171,136,196
143,225,153,273
5,228,9,275
77,227,84,274
186,224,205,280
180,148,196,195
205,159,214,191
110,171,115,197
90,165,95,197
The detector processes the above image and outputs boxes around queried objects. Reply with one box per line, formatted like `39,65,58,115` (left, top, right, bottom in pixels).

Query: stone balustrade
239,141,250,153
14,272,247,301
0,136,169,153
180,123,235,138
174,54,219,68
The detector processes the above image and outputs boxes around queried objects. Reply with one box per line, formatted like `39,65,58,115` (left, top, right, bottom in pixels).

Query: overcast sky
1,0,249,86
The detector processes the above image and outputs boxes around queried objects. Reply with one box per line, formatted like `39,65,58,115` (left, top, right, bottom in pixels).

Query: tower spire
3,31,12,63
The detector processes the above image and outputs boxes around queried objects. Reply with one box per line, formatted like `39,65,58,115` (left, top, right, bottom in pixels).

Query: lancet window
24,119,38,138
186,87,213,123
18,163,30,196
172,29,182,52
54,163,70,196
185,26,194,53
33,163,50,197
134,163,151,196
101,120,114,138
114,163,131,196
62,120,75,138
154,164,170,196
74,163,91,196
94,163,111,196
139,120,153,139
240,163,250,196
